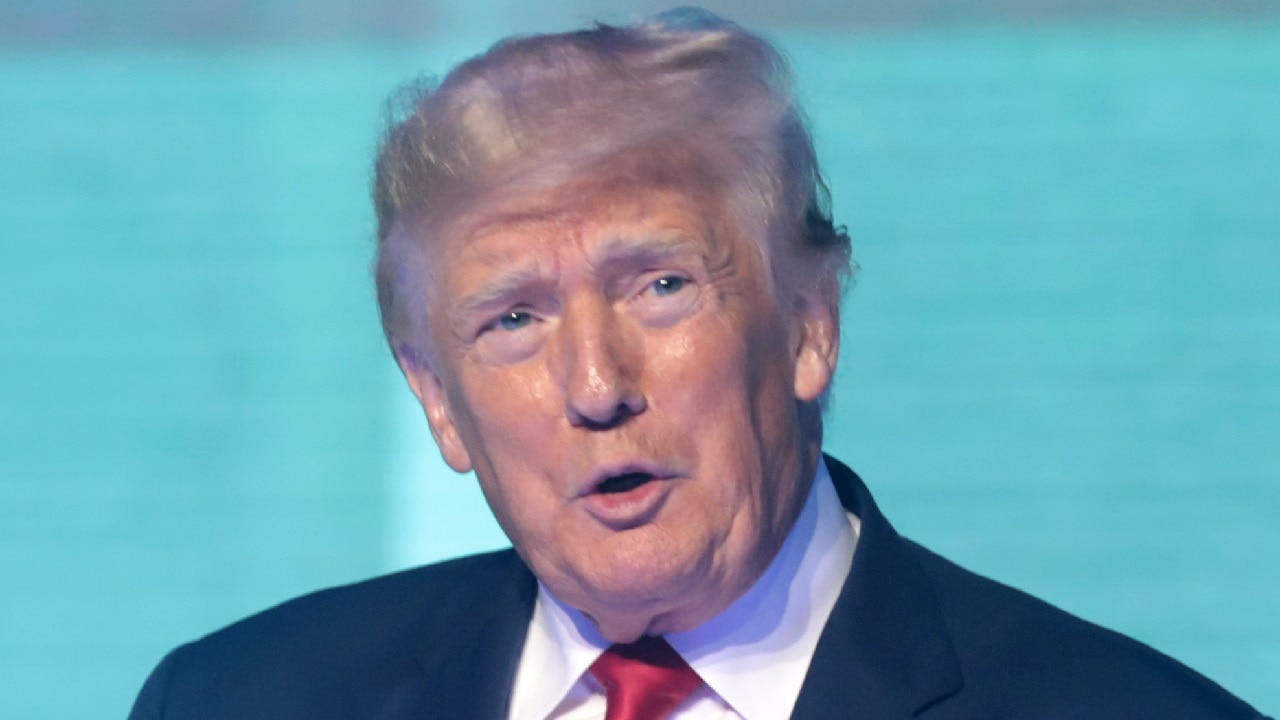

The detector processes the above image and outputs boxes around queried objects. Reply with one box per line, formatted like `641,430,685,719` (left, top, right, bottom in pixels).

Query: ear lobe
790,291,839,403
398,355,474,474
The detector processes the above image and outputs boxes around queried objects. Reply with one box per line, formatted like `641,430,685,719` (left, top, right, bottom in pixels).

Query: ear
397,352,475,474
790,289,839,403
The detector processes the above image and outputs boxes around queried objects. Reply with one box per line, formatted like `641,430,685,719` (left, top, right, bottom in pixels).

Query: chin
577,548,718,618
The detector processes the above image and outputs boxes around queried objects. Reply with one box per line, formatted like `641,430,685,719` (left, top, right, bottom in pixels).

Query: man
131,9,1270,720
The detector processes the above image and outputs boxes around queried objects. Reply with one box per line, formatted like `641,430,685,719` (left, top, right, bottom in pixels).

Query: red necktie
588,636,703,720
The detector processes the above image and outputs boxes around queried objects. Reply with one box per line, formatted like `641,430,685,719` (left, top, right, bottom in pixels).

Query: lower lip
581,478,673,528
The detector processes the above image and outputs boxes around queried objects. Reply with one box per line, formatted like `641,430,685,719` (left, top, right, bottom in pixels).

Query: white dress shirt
508,459,860,720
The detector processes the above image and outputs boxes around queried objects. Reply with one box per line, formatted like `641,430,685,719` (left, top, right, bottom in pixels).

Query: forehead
436,186,733,283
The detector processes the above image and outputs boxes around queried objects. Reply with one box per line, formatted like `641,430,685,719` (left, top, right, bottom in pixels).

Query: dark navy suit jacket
130,458,1270,719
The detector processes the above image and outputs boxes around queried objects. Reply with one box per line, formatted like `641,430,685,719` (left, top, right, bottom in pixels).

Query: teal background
1,4,1277,717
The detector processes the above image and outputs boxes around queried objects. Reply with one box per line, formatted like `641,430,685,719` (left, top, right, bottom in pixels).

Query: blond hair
372,7,852,360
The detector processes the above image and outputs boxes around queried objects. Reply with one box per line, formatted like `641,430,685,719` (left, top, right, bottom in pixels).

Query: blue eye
495,310,533,331
651,276,687,296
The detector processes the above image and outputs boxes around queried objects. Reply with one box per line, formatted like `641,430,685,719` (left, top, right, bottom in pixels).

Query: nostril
573,399,642,430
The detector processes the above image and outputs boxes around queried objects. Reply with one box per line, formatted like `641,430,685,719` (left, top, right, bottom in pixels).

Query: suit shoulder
132,549,533,719
900,540,1263,719
201,547,527,645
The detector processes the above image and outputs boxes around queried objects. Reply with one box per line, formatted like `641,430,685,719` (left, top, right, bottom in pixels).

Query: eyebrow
456,264,553,318
590,230,703,277
453,229,704,321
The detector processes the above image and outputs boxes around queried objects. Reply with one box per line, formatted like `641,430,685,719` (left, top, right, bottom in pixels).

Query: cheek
646,322,762,481
650,310,749,387
456,364,555,443
448,368,563,507
652,309,798,466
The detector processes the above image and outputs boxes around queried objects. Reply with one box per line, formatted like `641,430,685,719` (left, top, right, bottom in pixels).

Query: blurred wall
1,2,1277,717
2,0,1279,45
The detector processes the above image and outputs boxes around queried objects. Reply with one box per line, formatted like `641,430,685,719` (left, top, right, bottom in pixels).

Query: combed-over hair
372,7,852,360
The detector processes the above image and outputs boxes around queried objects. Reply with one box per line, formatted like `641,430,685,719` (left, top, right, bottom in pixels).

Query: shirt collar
511,458,859,720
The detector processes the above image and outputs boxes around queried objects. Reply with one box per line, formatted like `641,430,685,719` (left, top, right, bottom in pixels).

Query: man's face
402,187,837,642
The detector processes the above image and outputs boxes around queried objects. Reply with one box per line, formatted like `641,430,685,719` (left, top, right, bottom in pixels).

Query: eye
472,306,545,364
631,272,698,328
489,309,534,333
649,275,687,297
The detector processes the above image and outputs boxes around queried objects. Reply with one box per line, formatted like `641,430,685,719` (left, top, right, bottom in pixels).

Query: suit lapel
791,457,963,719
384,551,538,720
375,459,962,719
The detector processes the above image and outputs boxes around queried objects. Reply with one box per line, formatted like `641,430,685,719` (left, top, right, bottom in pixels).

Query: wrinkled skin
400,188,838,642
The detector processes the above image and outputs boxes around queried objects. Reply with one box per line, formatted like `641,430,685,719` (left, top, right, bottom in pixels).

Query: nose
554,295,646,429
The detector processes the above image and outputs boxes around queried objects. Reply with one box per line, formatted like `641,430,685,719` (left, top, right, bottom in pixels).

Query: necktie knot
589,636,702,720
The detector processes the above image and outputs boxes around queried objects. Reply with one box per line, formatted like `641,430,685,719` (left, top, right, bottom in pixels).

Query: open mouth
594,471,657,495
